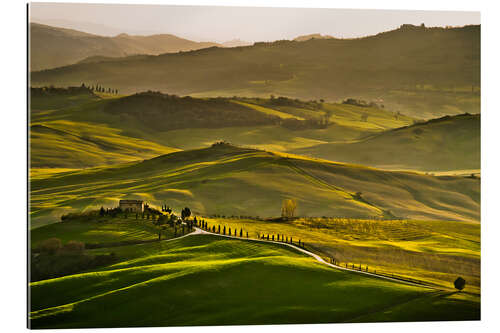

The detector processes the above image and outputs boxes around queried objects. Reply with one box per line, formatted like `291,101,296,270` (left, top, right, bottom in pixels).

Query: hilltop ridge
31,24,480,118
30,143,479,227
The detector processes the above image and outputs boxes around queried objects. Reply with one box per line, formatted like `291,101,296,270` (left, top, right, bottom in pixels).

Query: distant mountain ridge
31,24,480,118
29,23,221,70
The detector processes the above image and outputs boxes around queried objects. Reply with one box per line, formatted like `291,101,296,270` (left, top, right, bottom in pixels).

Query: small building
119,200,144,213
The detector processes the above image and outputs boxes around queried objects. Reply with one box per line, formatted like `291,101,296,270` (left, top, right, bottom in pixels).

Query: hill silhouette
31,24,480,118
30,23,220,70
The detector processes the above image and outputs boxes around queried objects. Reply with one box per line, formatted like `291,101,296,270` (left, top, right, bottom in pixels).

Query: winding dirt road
188,227,443,291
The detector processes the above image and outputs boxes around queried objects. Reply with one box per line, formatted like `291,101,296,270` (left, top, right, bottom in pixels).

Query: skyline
30,3,480,43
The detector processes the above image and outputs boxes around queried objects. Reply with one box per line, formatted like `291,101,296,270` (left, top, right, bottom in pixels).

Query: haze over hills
31,24,480,118
30,23,221,70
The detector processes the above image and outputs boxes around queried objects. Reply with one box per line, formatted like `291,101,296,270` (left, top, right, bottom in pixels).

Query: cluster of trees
85,83,118,94
30,85,94,96
342,98,383,109
266,95,323,110
258,233,305,248
199,221,249,239
104,91,280,131
161,205,172,214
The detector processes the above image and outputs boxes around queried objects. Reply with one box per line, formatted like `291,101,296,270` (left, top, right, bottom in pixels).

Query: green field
30,216,165,248
29,233,479,328
29,144,479,227
200,217,480,293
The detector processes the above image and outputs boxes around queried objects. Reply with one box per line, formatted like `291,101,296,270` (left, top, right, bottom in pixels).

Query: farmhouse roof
119,200,144,204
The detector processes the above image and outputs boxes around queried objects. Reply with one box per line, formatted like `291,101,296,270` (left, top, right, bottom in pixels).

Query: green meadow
30,216,165,248
29,233,479,328
201,217,480,294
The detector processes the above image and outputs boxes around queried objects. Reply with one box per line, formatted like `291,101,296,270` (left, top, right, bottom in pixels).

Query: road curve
190,227,442,291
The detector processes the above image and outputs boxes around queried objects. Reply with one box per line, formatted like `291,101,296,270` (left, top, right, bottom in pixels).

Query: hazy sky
30,2,480,42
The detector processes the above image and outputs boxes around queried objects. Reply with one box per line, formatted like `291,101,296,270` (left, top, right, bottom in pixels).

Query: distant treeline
104,91,279,130
30,85,95,97
30,83,118,96
104,91,337,131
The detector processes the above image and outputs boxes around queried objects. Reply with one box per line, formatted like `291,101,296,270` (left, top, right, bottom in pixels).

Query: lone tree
281,199,298,219
181,207,191,221
454,277,466,291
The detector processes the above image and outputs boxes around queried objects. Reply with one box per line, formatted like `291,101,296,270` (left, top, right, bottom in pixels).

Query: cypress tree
218,225,221,233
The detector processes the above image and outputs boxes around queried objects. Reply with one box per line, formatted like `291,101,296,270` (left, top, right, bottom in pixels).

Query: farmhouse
119,200,144,213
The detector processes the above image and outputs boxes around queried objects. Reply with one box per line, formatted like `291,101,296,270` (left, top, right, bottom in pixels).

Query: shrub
454,277,466,291
39,238,62,255
62,241,85,254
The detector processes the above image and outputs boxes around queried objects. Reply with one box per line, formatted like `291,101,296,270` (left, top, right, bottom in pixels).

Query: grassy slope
30,144,479,227
30,217,164,248
30,92,416,169
29,234,479,328
203,217,480,293
30,121,179,168
30,93,180,168
293,114,480,171
31,25,480,118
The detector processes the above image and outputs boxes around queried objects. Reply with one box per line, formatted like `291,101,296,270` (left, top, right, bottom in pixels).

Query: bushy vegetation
31,237,117,282
30,85,95,97
103,91,280,130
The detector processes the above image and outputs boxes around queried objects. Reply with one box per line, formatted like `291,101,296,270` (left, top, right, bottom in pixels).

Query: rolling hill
292,114,480,171
30,23,220,70
29,233,479,328
31,24,480,118
30,90,417,169
30,144,479,227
